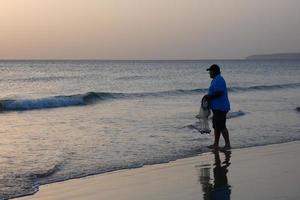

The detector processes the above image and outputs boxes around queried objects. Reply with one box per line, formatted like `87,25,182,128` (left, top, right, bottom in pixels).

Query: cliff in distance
246,53,300,60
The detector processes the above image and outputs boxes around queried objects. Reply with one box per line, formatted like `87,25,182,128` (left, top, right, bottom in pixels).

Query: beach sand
17,142,300,200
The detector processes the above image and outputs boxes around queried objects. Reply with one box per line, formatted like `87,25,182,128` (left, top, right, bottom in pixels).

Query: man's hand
203,95,212,101
204,91,223,101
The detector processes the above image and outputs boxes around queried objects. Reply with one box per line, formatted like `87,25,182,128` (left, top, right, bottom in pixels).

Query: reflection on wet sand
197,150,232,200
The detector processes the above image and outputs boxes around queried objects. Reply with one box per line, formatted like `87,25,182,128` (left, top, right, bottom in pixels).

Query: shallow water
0,60,299,199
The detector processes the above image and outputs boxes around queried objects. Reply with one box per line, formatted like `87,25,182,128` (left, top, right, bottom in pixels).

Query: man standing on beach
204,64,231,150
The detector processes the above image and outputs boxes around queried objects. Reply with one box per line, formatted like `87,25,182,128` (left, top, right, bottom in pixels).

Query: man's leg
208,111,221,148
221,128,231,148
214,129,221,147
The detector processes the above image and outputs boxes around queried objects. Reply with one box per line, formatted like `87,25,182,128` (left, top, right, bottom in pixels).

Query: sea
0,60,299,199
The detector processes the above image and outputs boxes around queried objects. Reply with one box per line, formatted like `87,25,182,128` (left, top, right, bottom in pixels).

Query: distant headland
246,53,300,60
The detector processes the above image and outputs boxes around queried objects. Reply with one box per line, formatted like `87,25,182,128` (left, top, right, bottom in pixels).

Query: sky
0,0,300,60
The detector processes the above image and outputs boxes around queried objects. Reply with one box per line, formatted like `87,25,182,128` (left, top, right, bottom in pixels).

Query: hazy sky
1,0,300,59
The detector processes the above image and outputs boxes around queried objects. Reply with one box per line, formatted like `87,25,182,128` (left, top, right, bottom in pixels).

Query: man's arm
204,91,223,101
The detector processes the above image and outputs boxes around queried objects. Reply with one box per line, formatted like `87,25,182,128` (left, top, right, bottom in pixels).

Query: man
204,64,231,150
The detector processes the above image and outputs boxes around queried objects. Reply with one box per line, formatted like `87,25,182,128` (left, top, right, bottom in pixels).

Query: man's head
206,64,221,79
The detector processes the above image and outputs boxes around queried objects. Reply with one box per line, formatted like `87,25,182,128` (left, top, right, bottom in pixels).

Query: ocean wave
1,83,299,112
1,75,79,83
32,164,62,179
228,82,300,92
0,92,121,111
116,75,150,81
177,82,300,95
226,110,246,119
183,110,246,131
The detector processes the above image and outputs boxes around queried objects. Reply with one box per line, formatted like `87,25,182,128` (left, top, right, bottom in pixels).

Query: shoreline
16,141,300,200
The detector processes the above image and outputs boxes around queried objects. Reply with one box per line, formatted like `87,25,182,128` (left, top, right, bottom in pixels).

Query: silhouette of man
204,64,231,150
198,150,232,200
212,150,231,199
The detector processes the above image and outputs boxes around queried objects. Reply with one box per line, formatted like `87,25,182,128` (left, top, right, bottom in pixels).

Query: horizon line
0,58,249,62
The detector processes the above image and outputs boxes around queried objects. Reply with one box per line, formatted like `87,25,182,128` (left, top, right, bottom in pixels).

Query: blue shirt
208,74,230,112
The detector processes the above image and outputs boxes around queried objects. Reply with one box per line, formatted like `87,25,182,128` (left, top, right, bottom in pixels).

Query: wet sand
17,141,300,200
